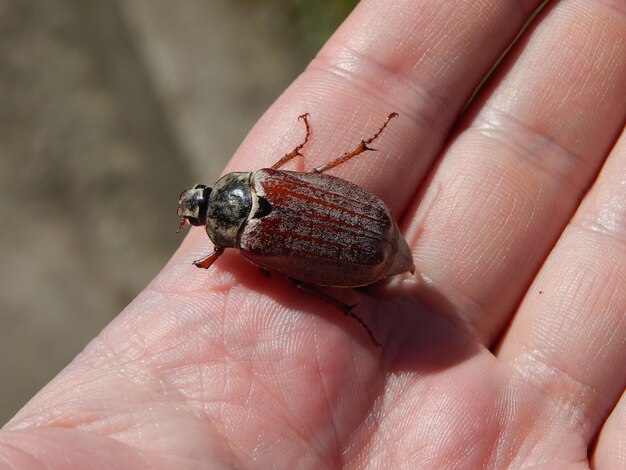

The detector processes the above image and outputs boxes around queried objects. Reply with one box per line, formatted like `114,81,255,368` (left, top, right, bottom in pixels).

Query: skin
1,0,625,468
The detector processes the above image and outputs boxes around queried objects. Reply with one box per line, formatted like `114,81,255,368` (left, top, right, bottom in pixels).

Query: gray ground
0,0,339,425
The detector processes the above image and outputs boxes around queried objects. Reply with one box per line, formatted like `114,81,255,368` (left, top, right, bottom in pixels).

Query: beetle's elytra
177,113,414,345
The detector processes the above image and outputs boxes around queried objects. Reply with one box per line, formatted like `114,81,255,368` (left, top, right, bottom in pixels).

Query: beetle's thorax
206,172,255,248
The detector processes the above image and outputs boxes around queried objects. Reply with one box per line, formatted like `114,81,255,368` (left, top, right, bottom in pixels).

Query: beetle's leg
271,113,311,169
288,278,381,347
193,247,224,269
312,112,398,174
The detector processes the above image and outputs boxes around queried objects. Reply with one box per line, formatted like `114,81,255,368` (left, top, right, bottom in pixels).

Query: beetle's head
177,184,212,232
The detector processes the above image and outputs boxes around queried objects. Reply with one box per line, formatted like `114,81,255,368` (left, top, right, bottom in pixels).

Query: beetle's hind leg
271,113,311,170
288,278,381,347
313,112,398,174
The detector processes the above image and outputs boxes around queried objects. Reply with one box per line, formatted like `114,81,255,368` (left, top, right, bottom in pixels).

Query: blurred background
0,0,358,425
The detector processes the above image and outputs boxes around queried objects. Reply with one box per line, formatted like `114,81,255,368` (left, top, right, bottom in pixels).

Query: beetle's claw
345,309,381,347
192,248,224,269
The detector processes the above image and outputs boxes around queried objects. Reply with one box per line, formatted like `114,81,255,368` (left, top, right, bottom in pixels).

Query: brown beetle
177,113,414,345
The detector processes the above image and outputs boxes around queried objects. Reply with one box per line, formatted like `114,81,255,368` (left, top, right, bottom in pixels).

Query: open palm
2,1,625,468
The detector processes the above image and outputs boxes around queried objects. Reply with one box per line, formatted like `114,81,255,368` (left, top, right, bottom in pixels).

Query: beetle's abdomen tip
388,234,414,277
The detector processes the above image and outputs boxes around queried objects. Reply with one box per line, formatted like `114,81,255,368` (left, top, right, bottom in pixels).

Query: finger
498,125,626,455
217,0,545,213
404,0,626,342
592,390,626,468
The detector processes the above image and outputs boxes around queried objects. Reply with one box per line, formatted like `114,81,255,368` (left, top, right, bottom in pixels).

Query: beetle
177,113,414,345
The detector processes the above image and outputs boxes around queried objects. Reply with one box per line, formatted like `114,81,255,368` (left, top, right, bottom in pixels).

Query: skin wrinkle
573,209,626,246
461,167,516,283
18,396,198,456
557,269,592,325
309,46,452,133
25,344,186,432
270,359,342,463
418,178,504,340
594,392,626,467
490,363,584,468
361,394,388,467
595,0,626,16
472,105,592,198
524,185,543,236
579,265,620,347
280,348,338,462
487,384,515,468
501,393,565,466
208,354,323,466
115,355,177,398
509,430,589,469
509,349,602,438
99,357,207,418
585,289,625,377
352,395,392,467
376,379,414,435
0,438,43,468
225,382,267,465
591,307,626,367
312,338,342,468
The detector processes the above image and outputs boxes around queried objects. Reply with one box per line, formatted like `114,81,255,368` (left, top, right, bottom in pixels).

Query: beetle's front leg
193,247,224,269
288,278,381,347
313,112,398,174
271,113,311,170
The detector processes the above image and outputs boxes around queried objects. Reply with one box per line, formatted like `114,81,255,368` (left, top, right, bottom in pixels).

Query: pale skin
1,0,625,468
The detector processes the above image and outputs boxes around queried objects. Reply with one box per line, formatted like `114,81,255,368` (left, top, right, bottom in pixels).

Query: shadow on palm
187,244,481,374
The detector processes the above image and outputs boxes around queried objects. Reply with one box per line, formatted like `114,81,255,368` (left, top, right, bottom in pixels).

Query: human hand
1,1,624,468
